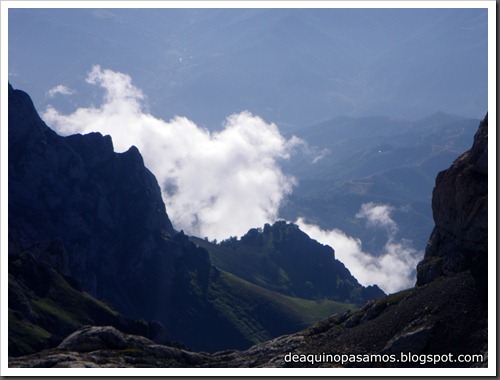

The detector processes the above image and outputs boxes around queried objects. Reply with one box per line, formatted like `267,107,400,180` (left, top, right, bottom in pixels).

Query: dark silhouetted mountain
10,115,487,368
193,221,384,304
8,84,361,353
417,114,488,287
9,82,182,321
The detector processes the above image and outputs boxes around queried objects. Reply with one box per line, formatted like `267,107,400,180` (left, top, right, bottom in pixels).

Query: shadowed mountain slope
8,240,170,357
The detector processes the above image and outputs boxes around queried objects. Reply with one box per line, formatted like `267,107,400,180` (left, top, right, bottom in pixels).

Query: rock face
416,114,488,286
8,84,211,343
57,326,152,352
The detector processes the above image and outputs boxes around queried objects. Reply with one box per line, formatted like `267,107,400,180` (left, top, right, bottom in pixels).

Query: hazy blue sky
9,7,488,129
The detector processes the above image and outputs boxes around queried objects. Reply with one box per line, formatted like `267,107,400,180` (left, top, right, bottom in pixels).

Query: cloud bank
43,65,300,240
296,203,422,294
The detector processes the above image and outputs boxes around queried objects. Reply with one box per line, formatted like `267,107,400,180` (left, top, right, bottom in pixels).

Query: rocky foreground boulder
9,326,209,368
9,114,488,368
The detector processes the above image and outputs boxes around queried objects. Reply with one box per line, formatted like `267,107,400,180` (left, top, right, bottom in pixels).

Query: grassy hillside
173,265,356,352
193,236,291,293
210,269,355,345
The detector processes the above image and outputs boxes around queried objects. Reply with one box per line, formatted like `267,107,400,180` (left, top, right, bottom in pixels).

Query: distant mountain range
280,112,480,254
9,8,487,129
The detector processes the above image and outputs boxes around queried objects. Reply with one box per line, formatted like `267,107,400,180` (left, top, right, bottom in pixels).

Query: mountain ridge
192,221,384,303
7,84,377,354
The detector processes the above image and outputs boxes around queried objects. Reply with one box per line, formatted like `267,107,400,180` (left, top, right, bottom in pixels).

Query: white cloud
355,202,398,233
42,65,299,241
296,203,422,294
47,85,75,98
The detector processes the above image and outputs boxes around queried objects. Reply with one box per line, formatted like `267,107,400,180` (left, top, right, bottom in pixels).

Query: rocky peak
8,83,182,320
8,84,47,146
217,220,385,303
416,114,488,286
65,132,115,167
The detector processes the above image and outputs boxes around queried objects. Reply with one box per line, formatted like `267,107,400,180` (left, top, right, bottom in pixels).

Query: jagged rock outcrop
9,83,180,319
8,84,212,346
416,114,488,286
206,221,385,303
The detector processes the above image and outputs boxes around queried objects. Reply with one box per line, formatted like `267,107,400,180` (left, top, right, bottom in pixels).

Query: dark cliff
8,83,210,341
416,115,488,287
10,83,174,317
